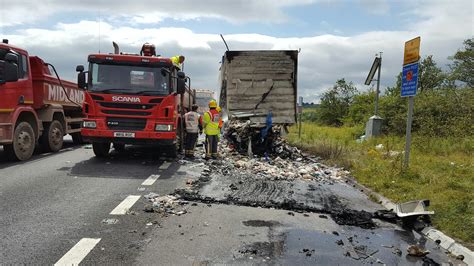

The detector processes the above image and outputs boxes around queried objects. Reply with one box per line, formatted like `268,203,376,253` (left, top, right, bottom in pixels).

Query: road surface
0,138,464,265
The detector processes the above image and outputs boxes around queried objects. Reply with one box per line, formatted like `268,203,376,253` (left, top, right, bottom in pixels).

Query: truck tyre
41,120,64,152
167,125,182,158
167,144,177,158
113,143,125,152
71,132,84,145
92,142,110,157
4,122,36,161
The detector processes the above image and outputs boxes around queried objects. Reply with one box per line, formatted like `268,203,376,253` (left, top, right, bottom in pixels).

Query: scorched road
0,138,464,265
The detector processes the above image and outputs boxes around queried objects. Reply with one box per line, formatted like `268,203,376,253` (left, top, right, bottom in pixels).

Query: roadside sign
402,37,421,169
401,62,419,97
403,37,421,65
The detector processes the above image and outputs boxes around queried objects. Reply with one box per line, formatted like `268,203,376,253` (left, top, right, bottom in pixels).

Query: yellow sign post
402,36,421,169
403,36,421,65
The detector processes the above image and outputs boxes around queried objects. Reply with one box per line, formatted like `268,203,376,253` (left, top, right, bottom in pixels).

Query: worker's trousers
205,135,218,159
185,132,198,157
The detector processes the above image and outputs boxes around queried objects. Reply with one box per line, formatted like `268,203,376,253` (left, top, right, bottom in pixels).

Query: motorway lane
0,139,192,264
0,138,466,265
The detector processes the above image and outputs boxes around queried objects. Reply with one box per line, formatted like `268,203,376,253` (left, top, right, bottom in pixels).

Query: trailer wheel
41,120,64,152
4,122,36,161
71,133,84,145
92,142,110,157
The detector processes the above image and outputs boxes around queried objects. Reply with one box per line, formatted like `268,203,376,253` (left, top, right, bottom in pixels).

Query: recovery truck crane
77,43,194,157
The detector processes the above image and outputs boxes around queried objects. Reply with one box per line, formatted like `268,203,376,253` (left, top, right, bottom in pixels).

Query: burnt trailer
218,50,298,154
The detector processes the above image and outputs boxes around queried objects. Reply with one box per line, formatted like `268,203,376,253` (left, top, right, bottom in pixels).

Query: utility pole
374,52,382,116
364,53,383,138
298,97,303,139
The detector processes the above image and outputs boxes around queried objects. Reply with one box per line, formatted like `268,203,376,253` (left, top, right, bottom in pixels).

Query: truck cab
78,49,193,157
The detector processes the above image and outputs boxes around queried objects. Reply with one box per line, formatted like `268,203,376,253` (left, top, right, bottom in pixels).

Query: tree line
305,38,473,138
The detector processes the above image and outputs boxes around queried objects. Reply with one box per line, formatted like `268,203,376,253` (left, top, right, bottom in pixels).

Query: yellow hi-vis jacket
202,109,222,135
170,56,182,69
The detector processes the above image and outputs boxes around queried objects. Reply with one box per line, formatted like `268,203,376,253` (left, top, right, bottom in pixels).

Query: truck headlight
155,124,173,131
83,121,97,128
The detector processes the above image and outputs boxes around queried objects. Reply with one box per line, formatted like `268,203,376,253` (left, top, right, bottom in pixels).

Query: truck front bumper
81,128,176,145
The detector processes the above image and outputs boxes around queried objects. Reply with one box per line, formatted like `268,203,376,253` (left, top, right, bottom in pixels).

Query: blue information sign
401,62,419,97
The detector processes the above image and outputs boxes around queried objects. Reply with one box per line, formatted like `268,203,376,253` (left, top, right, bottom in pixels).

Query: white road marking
141,174,160,186
110,195,141,215
159,162,172,170
54,238,101,266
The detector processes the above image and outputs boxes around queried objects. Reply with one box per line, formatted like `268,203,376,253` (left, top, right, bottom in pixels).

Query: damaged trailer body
219,50,298,155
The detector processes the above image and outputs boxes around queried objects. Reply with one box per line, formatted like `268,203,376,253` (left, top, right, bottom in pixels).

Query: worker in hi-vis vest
184,104,200,158
200,100,222,159
170,55,185,70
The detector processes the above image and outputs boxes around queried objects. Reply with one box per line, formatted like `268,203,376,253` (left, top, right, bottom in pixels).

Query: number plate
114,132,135,138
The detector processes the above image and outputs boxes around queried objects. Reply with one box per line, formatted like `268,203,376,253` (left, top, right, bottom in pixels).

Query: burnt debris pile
224,120,304,160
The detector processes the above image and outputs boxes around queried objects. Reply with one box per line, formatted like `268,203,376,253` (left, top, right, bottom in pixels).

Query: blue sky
1,0,472,102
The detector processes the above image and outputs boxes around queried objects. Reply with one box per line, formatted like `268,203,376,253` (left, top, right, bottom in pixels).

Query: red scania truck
0,40,84,161
77,43,194,157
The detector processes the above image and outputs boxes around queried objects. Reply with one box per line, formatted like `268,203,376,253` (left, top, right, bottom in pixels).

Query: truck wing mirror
77,72,87,89
5,53,19,64
177,71,185,79
177,78,186,95
76,65,87,89
0,60,19,83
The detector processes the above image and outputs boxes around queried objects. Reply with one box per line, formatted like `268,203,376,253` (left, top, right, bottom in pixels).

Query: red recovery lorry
76,43,194,157
0,39,84,161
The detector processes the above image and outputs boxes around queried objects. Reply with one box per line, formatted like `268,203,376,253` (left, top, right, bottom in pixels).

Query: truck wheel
175,122,183,155
4,122,36,161
166,144,177,158
113,143,125,152
71,133,84,145
92,142,110,157
41,120,64,152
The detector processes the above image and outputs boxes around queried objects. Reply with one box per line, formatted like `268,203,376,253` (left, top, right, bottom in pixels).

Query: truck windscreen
89,63,170,96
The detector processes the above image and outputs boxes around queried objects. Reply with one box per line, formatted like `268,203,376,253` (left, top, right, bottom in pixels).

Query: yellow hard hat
216,106,221,112
209,100,217,108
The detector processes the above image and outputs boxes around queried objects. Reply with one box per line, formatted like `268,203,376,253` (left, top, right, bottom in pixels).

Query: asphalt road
0,138,193,265
0,137,464,265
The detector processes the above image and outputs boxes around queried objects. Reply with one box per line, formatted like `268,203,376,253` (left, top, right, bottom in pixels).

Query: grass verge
287,123,474,247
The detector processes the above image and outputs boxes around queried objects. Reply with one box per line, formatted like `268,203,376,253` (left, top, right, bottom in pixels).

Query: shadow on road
0,138,82,169
68,145,178,179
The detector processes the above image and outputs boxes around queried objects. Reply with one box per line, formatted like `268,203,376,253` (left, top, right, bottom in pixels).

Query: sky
0,0,472,103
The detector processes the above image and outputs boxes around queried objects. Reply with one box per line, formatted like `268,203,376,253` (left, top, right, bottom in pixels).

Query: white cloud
2,0,471,103
359,0,390,15
0,0,316,27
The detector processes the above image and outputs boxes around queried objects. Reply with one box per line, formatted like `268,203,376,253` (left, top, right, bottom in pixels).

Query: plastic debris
143,192,189,216
101,218,119,225
407,245,430,257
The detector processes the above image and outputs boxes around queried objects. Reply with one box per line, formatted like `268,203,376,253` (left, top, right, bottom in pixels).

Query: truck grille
106,117,147,131
99,102,155,110
102,110,151,116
